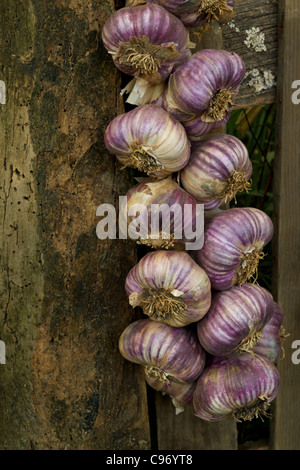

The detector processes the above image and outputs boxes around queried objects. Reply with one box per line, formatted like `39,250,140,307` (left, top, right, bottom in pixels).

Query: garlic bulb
193,352,280,422
162,49,245,132
104,105,191,178
125,250,211,327
102,4,192,85
120,177,202,250
179,0,235,28
196,283,274,356
180,134,252,209
253,301,287,363
119,319,206,384
195,207,274,290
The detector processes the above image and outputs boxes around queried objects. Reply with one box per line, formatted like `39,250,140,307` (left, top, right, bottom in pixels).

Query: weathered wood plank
0,0,150,450
270,0,300,450
155,395,238,450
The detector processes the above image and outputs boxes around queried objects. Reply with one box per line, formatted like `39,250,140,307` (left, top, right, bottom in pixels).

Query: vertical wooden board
155,395,238,450
0,0,150,450
270,0,300,450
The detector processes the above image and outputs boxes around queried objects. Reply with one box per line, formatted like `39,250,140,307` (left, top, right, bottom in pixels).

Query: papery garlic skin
145,374,196,414
253,302,287,363
122,77,166,107
193,353,280,422
119,319,206,384
181,134,252,209
197,284,274,356
125,250,211,327
101,4,191,85
162,49,245,125
104,105,191,178
120,177,201,250
195,207,274,290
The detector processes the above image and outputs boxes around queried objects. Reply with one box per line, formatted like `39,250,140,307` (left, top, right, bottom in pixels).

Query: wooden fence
0,0,299,450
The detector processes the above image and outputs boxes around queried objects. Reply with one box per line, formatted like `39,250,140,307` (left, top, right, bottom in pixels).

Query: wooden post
0,0,150,450
270,0,300,450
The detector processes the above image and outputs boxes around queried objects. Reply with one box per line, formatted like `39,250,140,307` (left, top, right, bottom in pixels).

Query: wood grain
0,0,150,450
155,395,238,450
270,0,300,450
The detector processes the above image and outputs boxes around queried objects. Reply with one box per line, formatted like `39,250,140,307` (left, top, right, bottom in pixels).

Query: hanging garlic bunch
180,134,252,209
104,105,191,178
125,250,211,327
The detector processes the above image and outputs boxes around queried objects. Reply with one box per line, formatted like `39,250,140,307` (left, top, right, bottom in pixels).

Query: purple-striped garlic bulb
126,1,235,28
120,177,202,250
195,207,274,290
178,0,235,28
101,4,192,85
125,250,211,327
145,374,196,414
180,134,252,210
196,284,274,356
253,301,288,363
162,49,245,135
119,319,206,385
193,353,280,422
104,105,191,178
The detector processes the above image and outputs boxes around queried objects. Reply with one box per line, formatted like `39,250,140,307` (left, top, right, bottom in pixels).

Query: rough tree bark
0,0,150,450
